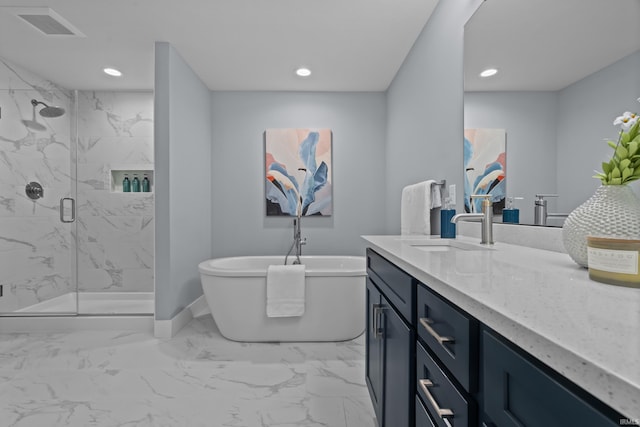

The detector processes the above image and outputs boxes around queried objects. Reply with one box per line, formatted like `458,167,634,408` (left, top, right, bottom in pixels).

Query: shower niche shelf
111,169,154,193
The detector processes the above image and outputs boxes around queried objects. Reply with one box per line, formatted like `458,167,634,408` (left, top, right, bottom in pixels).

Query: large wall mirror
464,0,640,226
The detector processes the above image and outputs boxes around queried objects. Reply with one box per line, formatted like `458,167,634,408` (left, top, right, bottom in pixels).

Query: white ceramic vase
562,185,640,267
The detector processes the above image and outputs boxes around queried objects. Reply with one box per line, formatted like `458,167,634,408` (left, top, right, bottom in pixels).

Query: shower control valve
25,182,44,200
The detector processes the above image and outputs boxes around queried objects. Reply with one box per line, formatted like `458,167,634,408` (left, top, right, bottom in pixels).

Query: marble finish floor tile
0,315,376,427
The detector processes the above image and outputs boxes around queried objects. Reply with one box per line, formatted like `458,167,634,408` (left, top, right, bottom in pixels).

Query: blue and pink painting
464,128,506,214
265,128,333,217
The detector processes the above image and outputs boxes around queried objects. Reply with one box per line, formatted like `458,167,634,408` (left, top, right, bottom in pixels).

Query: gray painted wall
385,0,484,233
154,42,212,320
464,92,558,225
557,51,640,212
210,91,387,258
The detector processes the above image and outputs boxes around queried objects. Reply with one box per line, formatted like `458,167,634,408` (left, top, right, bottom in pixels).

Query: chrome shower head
22,100,46,131
31,99,65,118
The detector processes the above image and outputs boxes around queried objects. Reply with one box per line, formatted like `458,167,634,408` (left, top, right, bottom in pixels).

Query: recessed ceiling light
480,68,498,78
103,67,122,77
296,67,311,77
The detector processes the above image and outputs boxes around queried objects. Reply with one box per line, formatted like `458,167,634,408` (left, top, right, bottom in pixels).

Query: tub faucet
293,217,307,262
285,214,307,265
451,194,494,244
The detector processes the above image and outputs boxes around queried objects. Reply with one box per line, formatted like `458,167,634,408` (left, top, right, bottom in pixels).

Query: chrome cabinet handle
419,379,454,419
59,197,75,223
373,304,386,339
419,317,454,345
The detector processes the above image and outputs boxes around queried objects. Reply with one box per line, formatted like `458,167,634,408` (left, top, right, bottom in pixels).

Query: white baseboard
189,295,211,317
0,315,153,333
154,295,207,338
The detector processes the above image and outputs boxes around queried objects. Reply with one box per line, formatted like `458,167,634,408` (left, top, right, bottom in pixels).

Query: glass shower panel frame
0,89,78,315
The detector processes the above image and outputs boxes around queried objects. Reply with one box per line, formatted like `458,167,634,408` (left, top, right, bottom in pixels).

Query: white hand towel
401,180,436,235
266,264,306,317
430,182,442,209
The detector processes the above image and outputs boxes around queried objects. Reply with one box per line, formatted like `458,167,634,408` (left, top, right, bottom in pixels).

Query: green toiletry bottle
132,174,141,192
122,174,131,192
142,174,150,192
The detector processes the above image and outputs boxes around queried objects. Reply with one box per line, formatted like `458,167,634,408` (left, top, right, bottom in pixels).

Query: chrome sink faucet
533,194,569,226
451,194,494,244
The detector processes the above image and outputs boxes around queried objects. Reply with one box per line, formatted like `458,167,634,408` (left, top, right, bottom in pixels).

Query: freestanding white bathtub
198,256,366,342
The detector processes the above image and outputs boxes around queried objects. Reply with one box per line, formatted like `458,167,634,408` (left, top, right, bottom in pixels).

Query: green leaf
616,145,629,159
612,167,621,178
602,161,611,174
608,140,618,150
629,140,639,157
621,132,631,144
629,120,640,140
620,159,631,170
622,167,633,180
611,177,623,185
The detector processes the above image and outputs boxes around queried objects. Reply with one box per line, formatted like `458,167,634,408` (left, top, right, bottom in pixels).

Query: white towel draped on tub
401,180,442,235
266,264,306,317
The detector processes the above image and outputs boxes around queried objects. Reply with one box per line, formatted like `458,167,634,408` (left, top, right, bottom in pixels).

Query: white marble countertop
362,234,640,419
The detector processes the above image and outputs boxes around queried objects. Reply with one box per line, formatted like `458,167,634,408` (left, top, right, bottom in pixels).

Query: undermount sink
405,239,493,252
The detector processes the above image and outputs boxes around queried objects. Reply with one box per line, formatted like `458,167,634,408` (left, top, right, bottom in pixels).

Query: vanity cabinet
365,247,624,427
366,250,415,427
480,327,620,427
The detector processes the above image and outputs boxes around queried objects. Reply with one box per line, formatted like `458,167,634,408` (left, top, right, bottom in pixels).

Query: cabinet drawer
415,396,437,427
416,283,477,392
367,248,414,323
482,328,620,427
416,341,472,427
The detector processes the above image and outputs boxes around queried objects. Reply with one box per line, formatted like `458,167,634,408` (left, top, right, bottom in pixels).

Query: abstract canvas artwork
464,128,506,214
265,128,333,217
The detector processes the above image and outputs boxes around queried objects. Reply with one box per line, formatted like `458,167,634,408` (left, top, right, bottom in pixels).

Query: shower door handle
59,197,76,223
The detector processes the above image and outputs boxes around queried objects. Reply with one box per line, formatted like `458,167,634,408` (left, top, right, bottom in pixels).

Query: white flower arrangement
593,97,640,185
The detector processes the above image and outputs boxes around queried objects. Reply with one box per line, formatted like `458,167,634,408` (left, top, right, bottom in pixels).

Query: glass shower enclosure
0,88,78,315
0,86,155,317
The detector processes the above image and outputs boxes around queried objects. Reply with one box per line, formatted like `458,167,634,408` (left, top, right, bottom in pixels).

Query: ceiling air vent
13,7,85,37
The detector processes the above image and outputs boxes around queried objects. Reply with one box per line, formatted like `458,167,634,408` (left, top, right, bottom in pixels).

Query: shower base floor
15,292,154,315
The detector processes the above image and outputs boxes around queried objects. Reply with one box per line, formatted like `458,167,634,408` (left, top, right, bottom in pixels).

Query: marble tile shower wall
76,91,154,293
0,58,75,311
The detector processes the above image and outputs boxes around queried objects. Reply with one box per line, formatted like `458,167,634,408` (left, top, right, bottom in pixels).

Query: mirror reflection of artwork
464,128,506,213
265,128,333,217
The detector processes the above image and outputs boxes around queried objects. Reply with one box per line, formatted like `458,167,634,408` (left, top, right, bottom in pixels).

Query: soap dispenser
502,196,523,224
440,185,457,238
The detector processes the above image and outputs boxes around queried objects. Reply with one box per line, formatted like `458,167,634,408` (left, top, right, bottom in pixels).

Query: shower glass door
0,88,77,315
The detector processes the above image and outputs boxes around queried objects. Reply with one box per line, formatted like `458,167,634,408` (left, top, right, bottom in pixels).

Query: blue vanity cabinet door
366,271,414,427
382,293,414,427
481,327,620,427
366,278,384,424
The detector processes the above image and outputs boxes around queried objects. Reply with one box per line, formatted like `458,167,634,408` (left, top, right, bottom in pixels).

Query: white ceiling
465,0,640,92
0,0,438,92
